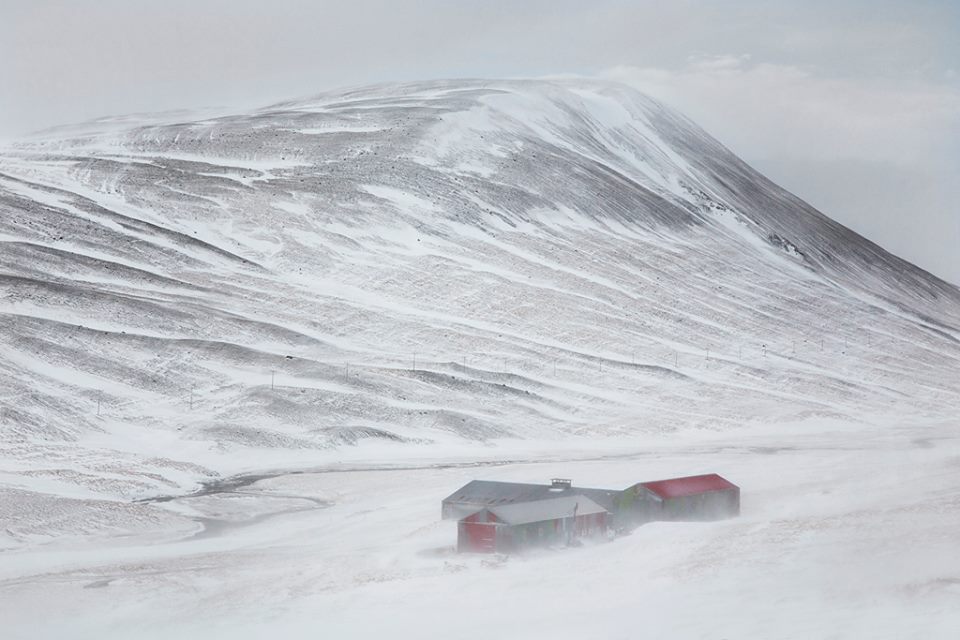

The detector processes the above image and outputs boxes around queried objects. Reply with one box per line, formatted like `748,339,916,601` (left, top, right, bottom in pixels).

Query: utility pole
189,386,194,411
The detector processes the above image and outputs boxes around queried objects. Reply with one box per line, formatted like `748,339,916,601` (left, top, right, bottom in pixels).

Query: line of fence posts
87,332,887,416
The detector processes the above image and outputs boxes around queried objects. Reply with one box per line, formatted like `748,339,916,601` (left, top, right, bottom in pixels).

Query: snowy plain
0,79,958,638
3,417,959,639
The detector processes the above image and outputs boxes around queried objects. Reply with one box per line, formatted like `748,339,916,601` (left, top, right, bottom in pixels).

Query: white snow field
0,79,958,638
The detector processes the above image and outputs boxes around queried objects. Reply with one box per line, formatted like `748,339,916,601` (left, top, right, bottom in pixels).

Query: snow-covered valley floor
2,417,957,639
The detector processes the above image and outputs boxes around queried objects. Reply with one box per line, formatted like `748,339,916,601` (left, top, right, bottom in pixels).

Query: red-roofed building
443,473,740,553
627,473,740,521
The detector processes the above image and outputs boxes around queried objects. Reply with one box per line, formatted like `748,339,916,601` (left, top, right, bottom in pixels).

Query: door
462,522,497,553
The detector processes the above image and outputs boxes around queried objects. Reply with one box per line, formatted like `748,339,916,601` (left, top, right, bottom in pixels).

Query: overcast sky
2,0,957,284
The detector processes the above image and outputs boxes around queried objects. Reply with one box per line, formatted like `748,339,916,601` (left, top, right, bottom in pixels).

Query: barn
457,495,609,553
630,473,740,521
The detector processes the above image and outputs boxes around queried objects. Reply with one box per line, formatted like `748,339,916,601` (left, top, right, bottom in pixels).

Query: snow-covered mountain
1,78,959,502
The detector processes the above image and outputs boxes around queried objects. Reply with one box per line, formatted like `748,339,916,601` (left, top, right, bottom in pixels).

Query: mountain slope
1,78,958,507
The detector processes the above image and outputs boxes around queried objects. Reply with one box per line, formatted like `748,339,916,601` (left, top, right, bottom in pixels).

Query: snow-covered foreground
2,417,957,639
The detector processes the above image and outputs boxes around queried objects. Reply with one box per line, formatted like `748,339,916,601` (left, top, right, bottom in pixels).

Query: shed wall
661,487,740,521
458,511,609,554
618,485,664,527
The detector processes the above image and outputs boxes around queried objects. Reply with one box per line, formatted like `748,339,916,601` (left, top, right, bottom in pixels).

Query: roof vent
550,478,572,491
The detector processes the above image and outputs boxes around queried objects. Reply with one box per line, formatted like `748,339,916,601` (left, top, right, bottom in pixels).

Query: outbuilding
457,495,609,554
630,473,740,521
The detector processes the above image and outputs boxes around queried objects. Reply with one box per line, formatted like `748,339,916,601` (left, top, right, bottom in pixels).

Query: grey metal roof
486,495,608,525
442,480,555,506
442,480,622,511
573,487,622,512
